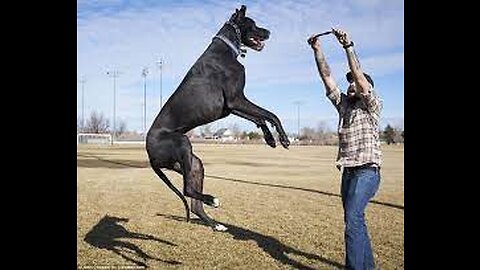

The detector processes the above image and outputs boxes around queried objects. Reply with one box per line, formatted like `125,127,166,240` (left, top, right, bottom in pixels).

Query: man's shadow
157,213,344,270
84,215,181,267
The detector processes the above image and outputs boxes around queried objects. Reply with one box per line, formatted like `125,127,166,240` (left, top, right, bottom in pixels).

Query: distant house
213,128,235,142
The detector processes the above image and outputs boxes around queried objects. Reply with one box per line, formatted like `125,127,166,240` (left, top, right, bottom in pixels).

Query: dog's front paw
259,125,276,148
265,137,276,148
280,135,290,149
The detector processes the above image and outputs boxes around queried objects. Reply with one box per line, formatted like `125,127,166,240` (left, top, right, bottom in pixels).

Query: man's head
345,71,374,99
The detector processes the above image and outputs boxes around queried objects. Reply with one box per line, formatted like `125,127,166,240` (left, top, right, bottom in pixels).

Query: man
307,28,382,270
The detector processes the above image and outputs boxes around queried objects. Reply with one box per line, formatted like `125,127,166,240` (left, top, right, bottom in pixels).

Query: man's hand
307,35,321,50
332,28,351,47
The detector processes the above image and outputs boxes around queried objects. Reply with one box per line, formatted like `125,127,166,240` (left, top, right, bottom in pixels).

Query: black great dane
146,5,290,232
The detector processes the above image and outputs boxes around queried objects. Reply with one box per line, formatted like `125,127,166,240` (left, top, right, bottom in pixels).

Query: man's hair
346,71,374,88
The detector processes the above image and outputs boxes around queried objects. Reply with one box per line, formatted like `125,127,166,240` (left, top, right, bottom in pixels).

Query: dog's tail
150,164,190,222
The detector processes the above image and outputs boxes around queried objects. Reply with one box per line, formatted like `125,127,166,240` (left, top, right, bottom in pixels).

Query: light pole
156,58,163,110
107,69,120,144
79,75,86,131
293,101,303,139
141,67,149,140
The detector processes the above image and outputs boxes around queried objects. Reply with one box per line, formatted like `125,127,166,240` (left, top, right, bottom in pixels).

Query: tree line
78,111,403,144
77,111,127,136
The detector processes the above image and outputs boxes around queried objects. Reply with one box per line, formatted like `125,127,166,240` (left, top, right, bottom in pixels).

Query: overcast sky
77,0,404,135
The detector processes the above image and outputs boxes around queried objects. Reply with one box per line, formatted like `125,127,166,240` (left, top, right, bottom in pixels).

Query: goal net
77,133,112,145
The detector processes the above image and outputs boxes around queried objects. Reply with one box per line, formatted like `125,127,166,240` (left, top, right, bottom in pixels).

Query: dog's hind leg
189,154,227,231
149,133,225,230
149,159,191,222
175,135,219,208
191,198,226,231
147,132,192,221
171,142,227,231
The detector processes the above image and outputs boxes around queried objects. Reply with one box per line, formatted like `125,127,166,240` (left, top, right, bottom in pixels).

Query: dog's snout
264,29,270,39
258,28,270,40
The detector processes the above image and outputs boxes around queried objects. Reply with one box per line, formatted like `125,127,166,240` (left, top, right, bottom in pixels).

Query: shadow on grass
206,174,404,210
84,215,181,267
76,154,402,210
157,213,344,270
77,154,149,168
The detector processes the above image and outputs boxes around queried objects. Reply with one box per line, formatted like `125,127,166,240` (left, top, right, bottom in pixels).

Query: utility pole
79,75,86,131
293,101,304,139
141,67,149,140
156,58,164,110
107,69,120,145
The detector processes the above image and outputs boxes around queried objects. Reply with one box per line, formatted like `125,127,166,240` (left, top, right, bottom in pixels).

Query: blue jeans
341,165,380,270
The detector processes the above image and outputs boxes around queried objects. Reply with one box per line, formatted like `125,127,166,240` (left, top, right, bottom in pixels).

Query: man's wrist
343,41,354,49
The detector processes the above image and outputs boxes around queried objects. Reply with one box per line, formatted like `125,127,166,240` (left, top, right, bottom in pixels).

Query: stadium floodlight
79,75,87,131
142,67,149,140
293,101,304,139
156,58,164,109
106,69,120,144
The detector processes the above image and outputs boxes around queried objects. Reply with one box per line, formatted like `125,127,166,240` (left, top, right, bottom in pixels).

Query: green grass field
77,143,404,269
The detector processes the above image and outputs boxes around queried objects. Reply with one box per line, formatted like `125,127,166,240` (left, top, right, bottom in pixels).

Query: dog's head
229,5,270,51
103,215,129,223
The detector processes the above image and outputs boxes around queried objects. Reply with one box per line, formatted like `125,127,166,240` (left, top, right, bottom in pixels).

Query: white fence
77,133,112,145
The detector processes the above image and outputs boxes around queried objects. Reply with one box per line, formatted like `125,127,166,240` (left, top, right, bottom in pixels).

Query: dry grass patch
77,143,403,269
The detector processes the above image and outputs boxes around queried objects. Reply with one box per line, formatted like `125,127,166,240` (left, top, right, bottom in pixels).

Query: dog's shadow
157,213,344,270
84,215,181,267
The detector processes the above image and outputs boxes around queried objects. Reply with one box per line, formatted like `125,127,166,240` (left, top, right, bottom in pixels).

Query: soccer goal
77,133,112,145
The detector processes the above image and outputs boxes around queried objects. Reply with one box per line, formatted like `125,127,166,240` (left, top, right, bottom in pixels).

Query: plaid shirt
327,86,383,169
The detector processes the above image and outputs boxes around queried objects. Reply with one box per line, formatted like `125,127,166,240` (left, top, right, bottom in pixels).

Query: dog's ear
230,8,239,22
239,5,246,17
230,6,246,22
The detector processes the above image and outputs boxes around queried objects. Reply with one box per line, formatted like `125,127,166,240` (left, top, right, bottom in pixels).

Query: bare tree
394,128,404,143
239,131,249,140
229,122,242,138
199,123,213,138
317,120,332,134
382,124,396,145
247,131,262,140
299,127,316,141
294,122,337,145
85,111,110,133
316,121,332,144
77,117,82,132
116,120,127,136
